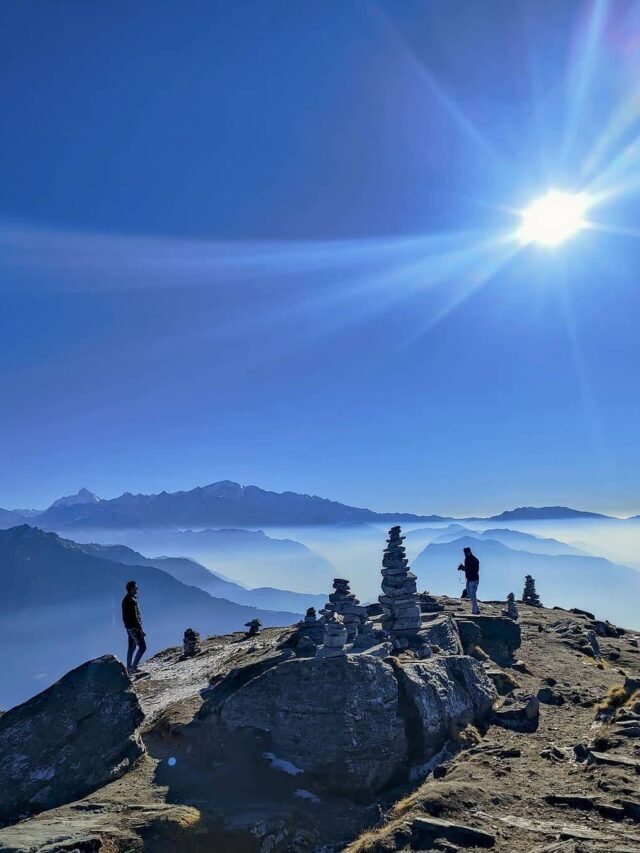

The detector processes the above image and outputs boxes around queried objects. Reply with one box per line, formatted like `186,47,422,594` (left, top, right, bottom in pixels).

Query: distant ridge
479,506,612,521
13,480,451,530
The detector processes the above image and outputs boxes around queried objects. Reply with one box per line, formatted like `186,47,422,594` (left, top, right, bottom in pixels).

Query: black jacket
122,593,143,630
463,553,480,582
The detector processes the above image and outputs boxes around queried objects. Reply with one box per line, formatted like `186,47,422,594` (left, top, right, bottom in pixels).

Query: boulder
411,816,496,848
0,655,144,824
456,619,482,652
219,654,407,795
455,615,521,665
392,656,496,760
419,615,463,655
493,695,539,732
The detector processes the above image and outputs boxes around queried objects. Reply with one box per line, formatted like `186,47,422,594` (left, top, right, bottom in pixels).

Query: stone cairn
183,628,201,657
244,618,262,638
320,611,349,656
323,578,367,642
379,526,422,641
522,575,542,607
300,607,324,645
503,592,519,621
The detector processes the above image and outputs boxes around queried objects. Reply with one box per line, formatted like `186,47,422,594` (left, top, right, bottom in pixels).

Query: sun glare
518,190,591,247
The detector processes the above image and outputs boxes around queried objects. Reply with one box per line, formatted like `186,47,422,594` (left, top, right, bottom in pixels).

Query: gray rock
392,656,496,759
419,615,463,655
0,655,144,824
411,816,495,848
493,695,540,732
454,615,521,665
456,619,482,651
219,654,407,794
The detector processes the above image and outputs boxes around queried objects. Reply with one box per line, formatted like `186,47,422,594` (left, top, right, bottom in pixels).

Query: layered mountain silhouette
3,481,449,530
0,525,298,708
414,535,640,626
482,506,610,521
76,540,327,613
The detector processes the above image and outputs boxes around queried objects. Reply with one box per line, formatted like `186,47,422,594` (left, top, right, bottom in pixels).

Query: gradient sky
2,0,640,516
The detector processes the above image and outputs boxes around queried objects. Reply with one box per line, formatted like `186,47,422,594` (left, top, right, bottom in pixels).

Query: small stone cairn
183,628,201,657
320,611,349,656
323,578,367,641
503,592,519,621
244,618,262,638
299,607,324,645
522,575,542,607
379,526,422,641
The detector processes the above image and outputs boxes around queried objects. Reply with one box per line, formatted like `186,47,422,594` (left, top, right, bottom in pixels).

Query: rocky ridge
0,532,638,852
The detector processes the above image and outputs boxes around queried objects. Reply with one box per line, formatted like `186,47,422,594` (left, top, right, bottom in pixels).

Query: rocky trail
0,591,638,852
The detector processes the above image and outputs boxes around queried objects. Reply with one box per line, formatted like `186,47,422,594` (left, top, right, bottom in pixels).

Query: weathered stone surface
219,654,407,794
455,615,521,664
392,656,496,759
420,615,463,655
456,619,482,651
410,815,496,848
0,655,144,824
494,695,540,732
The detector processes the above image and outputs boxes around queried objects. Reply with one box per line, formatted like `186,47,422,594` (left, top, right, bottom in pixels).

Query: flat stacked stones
300,606,324,645
183,628,201,657
244,618,262,637
323,578,366,641
522,575,542,607
319,611,349,657
503,592,519,621
379,526,422,638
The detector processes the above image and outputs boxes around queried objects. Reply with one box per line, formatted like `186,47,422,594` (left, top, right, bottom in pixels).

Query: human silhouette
458,546,481,615
122,580,147,674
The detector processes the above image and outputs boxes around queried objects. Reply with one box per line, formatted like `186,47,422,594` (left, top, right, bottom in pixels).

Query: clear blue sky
1,0,639,516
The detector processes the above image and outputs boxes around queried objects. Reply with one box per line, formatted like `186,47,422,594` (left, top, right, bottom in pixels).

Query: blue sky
1,0,640,516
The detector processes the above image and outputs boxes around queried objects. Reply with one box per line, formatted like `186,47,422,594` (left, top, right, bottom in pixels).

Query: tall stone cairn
379,526,422,637
300,606,324,644
505,592,519,620
323,578,366,641
522,575,542,607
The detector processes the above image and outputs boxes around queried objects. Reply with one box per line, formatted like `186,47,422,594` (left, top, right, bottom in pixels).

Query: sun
518,190,592,247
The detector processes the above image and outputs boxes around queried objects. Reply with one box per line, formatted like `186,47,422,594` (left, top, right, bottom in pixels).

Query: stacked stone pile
323,577,366,641
299,607,324,645
182,628,201,657
320,611,349,657
379,526,422,638
522,575,542,607
503,592,519,621
244,619,262,637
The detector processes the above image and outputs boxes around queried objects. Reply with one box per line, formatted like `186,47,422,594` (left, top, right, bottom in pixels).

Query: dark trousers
126,627,147,670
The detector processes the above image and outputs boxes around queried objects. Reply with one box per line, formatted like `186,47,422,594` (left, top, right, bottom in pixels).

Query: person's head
126,580,138,595
463,547,472,556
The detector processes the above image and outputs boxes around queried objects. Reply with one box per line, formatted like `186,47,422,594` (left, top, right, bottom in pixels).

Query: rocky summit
0,571,639,851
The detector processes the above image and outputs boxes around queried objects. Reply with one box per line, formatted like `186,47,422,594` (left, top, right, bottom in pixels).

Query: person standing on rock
122,580,147,674
459,547,481,615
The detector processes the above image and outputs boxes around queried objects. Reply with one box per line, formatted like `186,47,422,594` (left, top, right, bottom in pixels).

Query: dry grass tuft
596,683,629,714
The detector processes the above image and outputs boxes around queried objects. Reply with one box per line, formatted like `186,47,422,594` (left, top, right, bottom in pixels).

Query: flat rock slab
0,655,144,824
411,816,495,848
588,751,640,772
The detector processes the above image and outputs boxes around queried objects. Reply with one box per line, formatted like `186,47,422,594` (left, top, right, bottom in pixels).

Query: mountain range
0,484,633,532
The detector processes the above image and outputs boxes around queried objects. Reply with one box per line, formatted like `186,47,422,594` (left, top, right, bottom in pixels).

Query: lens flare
518,190,592,247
